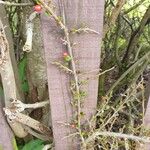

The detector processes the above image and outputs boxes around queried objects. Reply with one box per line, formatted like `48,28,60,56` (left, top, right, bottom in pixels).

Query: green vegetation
1,0,149,149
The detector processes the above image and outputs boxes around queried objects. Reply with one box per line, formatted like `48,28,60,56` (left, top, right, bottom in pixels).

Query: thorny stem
51,61,73,74
39,0,85,146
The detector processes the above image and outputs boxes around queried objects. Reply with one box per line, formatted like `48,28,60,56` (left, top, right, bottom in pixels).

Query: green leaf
64,55,72,62
0,145,3,150
12,138,18,150
21,139,44,150
18,56,29,92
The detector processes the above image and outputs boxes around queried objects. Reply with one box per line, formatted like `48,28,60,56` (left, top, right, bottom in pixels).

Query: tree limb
122,5,150,64
103,0,126,38
0,17,28,137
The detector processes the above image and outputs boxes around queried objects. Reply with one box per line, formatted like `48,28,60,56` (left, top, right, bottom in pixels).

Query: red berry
70,124,76,128
63,52,68,57
33,5,42,13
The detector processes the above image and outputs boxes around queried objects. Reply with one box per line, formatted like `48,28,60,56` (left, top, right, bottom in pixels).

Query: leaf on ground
21,139,44,150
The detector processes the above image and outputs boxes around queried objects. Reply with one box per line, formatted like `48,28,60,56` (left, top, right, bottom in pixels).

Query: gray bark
0,97,14,150
0,5,22,149
41,0,105,149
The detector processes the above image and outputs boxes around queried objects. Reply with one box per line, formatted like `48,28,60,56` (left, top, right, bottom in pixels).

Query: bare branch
11,99,49,112
107,51,150,95
103,0,126,38
85,131,150,144
0,19,28,137
4,107,52,137
51,61,73,74
122,5,150,64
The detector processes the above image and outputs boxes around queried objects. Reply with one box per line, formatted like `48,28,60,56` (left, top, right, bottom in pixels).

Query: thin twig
0,0,33,6
71,27,100,35
96,67,115,77
51,61,73,74
78,67,115,81
85,131,150,144
62,132,79,140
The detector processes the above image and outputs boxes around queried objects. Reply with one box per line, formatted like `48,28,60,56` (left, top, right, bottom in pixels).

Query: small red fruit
70,124,76,128
63,52,68,57
33,5,42,13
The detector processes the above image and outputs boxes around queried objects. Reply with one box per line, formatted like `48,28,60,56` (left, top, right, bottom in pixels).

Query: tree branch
124,0,147,14
103,0,126,38
122,5,150,64
0,18,28,137
85,131,150,144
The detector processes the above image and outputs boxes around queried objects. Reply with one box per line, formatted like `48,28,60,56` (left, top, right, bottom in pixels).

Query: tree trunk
0,4,27,149
0,96,14,150
137,75,150,150
41,0,105,149
21,0,49,124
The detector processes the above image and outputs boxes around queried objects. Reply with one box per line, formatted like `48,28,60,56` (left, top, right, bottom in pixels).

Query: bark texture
0,5,27,139
41,0,104,149
137,75,150,150
22,1,49,124
0,97,14,150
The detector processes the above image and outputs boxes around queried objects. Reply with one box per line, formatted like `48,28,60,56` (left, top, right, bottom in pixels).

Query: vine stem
39,0,85,146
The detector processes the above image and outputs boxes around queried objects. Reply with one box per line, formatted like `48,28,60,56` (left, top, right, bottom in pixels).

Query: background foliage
2,0,150,149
